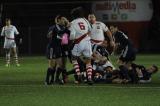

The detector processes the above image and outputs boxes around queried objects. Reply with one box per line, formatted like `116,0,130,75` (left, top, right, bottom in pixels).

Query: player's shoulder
71,18,83,23
10,25,17,29
49,25,56,30
95,21,105,25
10,25,15,27
117,31,125,35
70,19,77,25
2,26,6,29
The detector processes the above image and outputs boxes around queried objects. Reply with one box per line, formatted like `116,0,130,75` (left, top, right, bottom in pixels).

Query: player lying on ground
1,18,22,67
66,44,115,84
66,40,158,84
45,15,70,85
66,57,158,84
131,63,158,83
103,63,158,84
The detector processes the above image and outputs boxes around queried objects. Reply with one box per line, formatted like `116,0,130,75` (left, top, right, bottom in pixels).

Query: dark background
0,0,160,55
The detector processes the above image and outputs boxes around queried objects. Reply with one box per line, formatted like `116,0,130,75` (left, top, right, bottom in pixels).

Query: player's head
55,15,68,26
109,25,118,34
5,18,11,26
147,65,158,74
88,14,96,24
70,7,84,20
104,66,113,73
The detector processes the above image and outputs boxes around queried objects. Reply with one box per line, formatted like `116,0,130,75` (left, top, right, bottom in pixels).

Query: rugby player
1,18,21,67
69,7,93,85
45,15,69,85
109,25,137,70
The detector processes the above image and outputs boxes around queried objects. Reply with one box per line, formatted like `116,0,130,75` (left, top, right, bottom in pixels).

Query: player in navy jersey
45,15,70,85
109,25,136,67
109,25,137,84
131,63,158,83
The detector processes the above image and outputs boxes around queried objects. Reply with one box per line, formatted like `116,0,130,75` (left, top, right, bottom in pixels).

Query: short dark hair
152,65,158,73
109,24,118,28
5,18,11,22
70,7,84,19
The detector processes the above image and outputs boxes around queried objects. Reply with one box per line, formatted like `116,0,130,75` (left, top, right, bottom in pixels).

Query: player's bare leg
117,59,131,83
45,59,56,85
61,57,68,83
55,58,65,84
5,49,11,67
85,58,93,85
12,47,20,66
72,56,81,84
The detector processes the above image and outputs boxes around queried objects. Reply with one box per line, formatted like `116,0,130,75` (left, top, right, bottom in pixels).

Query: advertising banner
92,0,153,22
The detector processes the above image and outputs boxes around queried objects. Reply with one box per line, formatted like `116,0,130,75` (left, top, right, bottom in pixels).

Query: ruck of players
42,7,158,85
43,7,158,85
1,7,158,85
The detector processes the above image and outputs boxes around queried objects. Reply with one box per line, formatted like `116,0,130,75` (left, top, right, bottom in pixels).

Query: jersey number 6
78,22,85,30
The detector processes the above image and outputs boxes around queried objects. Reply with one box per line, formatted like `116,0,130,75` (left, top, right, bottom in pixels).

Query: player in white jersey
1,18,20,67
69,7,93,85
88,14,115,71
88,14,115,48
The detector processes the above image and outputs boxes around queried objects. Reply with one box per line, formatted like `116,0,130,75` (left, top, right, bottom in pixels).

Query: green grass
0,55,160,106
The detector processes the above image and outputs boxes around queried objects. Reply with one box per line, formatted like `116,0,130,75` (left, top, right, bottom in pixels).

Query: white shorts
103,61,115,70
93,60,115,71
4,39,16,49
72,39,92,58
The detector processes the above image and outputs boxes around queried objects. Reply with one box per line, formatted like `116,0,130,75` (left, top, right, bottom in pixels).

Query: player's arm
1,27,5,37
14,26,22,44
69,23,76,41
47,26,54,38
102,23,115,47
68,23,76,50
84,18,92,35
47,31,53,38
0,27,5,41
14,26,19,35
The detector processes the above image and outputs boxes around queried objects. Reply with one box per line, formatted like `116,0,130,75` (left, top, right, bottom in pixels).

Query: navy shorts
119,45,136,62
46,45,62,59
61,45,69,57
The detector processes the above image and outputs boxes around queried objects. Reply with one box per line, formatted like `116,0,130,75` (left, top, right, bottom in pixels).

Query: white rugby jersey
69,18,91,41
90,21,108,43
1,25,19,39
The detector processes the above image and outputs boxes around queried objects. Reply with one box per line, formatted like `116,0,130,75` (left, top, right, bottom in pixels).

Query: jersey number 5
78,22,85,30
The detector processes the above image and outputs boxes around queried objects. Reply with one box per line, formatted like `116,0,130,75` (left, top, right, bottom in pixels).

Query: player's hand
101,40,108,47
109,41,115,48
107,41,115,54
19,38,22,44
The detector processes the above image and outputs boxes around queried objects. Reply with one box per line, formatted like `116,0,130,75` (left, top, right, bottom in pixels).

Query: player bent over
1,18,21,67
69,7,93,85
110,25,137,83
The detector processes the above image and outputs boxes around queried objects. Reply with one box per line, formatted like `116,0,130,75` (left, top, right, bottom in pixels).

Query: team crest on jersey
97,26,100,29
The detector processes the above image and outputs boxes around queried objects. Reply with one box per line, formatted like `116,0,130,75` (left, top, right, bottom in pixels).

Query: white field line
0,84,160,89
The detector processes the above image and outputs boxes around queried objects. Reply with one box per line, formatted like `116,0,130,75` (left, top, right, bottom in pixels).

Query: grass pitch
0,55,160,106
